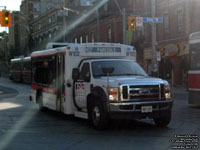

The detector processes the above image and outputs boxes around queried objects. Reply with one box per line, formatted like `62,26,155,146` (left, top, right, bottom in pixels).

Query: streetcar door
56,53,65,112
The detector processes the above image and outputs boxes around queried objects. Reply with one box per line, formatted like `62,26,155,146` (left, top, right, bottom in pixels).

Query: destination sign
85,47,121,53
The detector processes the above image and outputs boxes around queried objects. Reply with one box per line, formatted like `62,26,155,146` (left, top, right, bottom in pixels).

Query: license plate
141,106,152,113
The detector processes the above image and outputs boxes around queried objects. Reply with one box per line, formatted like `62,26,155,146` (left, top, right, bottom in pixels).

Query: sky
0,0,21,32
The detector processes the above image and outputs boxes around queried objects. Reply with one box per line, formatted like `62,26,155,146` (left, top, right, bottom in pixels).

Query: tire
88,100,109,130
154,111,171,127
37,93,46,112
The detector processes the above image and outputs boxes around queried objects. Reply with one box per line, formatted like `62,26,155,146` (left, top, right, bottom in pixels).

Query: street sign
136,17,143,30
157,51,161,61
143,17,163,23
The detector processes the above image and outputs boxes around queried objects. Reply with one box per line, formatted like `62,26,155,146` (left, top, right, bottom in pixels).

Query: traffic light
1,10,11,27
128,16,136,31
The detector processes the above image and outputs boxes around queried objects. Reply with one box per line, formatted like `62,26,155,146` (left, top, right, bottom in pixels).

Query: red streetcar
188,32,200,105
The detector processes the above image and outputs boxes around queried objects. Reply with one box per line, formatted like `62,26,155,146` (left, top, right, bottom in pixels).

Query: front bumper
109,100,173,119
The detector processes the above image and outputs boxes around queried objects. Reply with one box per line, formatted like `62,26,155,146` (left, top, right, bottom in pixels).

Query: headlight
164,85,171,99
109,88,119,101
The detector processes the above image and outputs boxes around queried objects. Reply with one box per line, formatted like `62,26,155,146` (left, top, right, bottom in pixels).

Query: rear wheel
154,111,171,127
88,100,109,130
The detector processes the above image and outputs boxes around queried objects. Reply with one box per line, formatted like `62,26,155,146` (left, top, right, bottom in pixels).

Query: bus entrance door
56,53,65,112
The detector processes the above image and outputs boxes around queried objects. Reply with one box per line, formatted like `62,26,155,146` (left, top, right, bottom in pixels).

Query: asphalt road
0,85,18,99
0,78,199,150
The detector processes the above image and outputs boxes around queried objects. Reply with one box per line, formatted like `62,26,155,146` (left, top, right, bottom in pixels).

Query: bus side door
75,62,91,110
56,53,65,112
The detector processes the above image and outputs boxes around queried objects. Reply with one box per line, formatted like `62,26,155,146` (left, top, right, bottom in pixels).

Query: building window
38,23,41,30
49,17,52,24
104,3,108,11
108,27,112,42
49,33,52,39
74,38,77,43
80,36,82,43
136,0,140,5
91,32,94,43
164,14,169,32
177,9,183,25
86,34,88,43
33,3,40,12
52,14,56,22
177,8,184,31
34,14,39,19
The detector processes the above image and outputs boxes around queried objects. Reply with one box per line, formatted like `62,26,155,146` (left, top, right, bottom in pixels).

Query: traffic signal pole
122,8,126,44
151,0,159,76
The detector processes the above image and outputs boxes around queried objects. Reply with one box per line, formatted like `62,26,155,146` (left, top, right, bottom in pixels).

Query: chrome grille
120,84,164,101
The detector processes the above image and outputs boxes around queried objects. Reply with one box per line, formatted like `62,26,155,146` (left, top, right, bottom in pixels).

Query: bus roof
23,56,31,61
46,42,71,49
189,32,200,44
11,58,23,62
190,32,200,39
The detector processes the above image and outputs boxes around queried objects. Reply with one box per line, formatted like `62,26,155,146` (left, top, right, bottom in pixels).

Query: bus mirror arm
102,67,114,99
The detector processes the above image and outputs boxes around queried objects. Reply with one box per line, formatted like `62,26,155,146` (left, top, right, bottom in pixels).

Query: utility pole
151,0,158,76
96,9,100,42
122,8,126,44
63,0,66,42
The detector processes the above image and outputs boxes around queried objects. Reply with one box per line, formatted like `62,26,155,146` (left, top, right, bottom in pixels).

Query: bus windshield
190,43,200,70
92,60,147,78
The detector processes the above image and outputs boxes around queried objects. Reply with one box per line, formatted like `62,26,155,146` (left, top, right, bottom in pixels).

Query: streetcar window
190,43,200,70
23,61,31,71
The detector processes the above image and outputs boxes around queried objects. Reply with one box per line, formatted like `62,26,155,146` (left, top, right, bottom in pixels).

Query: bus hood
95,76,167,87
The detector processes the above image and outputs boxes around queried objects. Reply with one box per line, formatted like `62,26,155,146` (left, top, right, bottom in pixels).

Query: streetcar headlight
165,85,171,100
109,88,119,101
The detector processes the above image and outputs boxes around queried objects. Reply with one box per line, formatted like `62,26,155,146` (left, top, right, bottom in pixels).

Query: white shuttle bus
30,43,172,129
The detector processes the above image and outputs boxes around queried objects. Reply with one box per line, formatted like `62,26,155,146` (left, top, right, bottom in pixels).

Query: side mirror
72,68,79,80
102,67,114,74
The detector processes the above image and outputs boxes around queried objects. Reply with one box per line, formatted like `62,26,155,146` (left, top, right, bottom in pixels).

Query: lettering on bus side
69,51,80,56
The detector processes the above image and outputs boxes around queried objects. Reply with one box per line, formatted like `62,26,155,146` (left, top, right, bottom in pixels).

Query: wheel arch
87,86,108,111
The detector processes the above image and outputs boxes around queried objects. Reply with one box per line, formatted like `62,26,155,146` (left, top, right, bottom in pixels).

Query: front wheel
88,100,109,130
154,111,171,127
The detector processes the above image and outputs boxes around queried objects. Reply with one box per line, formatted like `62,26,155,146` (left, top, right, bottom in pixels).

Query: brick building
15,0,200,85
8,11,22,56
66,0,152,67
150,0,200,86
30,8,64,50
